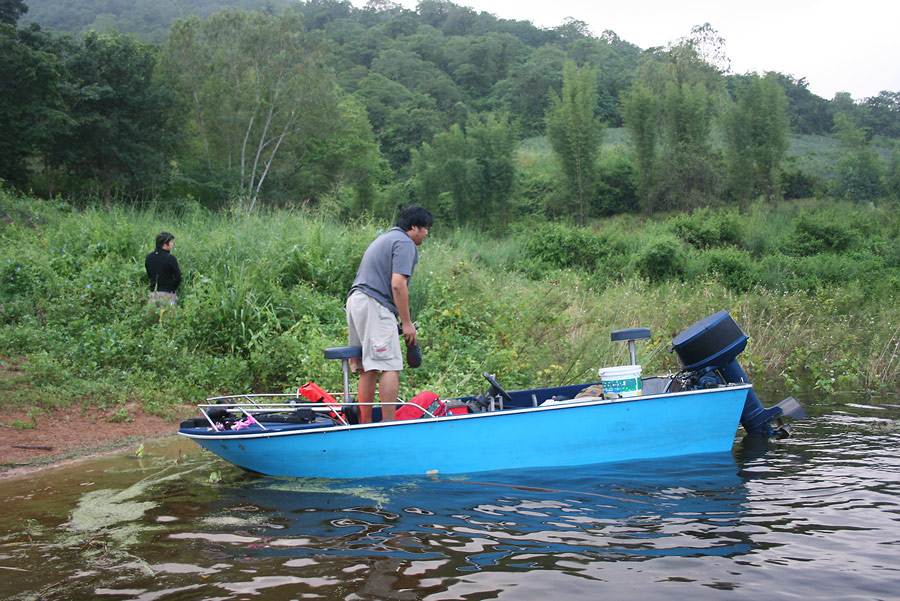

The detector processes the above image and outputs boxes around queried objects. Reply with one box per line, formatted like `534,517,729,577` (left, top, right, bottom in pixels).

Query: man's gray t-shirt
349,227,418,316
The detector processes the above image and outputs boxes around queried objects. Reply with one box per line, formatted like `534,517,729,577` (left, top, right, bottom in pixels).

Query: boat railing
198,393,443,431
204,393,348,428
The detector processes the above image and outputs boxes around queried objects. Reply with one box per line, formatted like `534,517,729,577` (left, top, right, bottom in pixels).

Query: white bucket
597,364,642,397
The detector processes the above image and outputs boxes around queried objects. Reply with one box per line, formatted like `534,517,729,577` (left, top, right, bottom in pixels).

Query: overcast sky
359,0,899,101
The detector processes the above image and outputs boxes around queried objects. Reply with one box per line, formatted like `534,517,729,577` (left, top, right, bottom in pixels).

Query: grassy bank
2,189,898,421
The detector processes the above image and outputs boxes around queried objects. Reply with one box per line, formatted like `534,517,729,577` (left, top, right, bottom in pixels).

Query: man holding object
346,206,433,423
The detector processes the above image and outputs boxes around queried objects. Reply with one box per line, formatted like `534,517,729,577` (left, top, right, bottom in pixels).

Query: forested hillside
20,0,297,42
3,0,900,404
4,0,899,223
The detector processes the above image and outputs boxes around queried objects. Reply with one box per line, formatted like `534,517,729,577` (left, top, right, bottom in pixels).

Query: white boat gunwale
178,383,754,441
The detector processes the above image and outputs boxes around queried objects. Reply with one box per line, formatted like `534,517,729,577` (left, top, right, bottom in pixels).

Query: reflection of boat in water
190,451,754,570
179,311,805,478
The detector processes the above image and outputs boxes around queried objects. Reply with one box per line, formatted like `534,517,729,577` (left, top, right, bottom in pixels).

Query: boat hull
179,385,751,478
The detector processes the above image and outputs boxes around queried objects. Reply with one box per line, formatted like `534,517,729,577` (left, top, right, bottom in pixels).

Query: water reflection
0,445,756,600
203,452,751,569
1,386,898,601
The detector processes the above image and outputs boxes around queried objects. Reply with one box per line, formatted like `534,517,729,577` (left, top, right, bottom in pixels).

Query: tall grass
1,189,898,416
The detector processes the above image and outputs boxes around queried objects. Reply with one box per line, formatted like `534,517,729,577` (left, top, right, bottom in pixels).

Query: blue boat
178,311,805,479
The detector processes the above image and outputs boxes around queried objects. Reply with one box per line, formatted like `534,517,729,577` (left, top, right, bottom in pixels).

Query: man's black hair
155,231,175,250
396,206,434,231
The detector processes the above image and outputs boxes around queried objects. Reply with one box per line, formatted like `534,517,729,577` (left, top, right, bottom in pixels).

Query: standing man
145,231,182,307
346,206,434,423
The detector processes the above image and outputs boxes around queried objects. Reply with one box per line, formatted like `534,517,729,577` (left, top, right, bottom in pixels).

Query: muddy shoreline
0,404,192,479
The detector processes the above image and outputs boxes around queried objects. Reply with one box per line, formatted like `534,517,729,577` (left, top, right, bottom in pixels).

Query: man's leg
379,370,399,421
358,370,378,424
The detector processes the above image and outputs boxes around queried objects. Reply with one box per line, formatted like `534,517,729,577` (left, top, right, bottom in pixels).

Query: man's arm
391,272,416,346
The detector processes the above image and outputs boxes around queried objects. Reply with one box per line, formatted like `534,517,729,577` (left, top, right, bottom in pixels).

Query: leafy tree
595,150,637,215
0,0,27,25
723,102,754,202
623,29,723,212
655,79,718,211
723,73,790,203
160,9,339,211
21,0,299,43
464,112,517,223
370,46,463,111
56,31,182,205
885,145,900,200
553,18,592,44
567,33,640,127
545,61,603,225
296,0,353,30
832,111,884,201
859,90,900,139
760,73,831,135
411,123,472,224
445,32,528,98
621,82,660,211
410,112,516,227
830,92,857,121
353,72,443,168
682,23,731,75
0,23,64,188
490,45,566,135
285,94,389,214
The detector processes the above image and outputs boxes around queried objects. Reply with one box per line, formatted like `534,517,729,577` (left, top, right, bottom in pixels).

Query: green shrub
174,354,253,398
248,326,334,392
753,252,797,290
279,221,370,294
595,152,638,216
785,209,864,256
516,221,631,285
1,253,55,298
833,148,885,201
634,235,686,283
781,168,819,199
512,169,553,220
0,188,40,228
797,250,886,289
667,207,742,249
520,222,604,270
703,247,757,292
2,193,900,407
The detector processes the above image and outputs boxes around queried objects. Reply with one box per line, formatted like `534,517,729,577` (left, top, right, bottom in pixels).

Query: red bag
396,391,447,420
298,381,344,423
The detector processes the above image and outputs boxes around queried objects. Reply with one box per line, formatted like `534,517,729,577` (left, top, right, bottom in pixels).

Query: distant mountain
18,0,879,141
21,0,298,42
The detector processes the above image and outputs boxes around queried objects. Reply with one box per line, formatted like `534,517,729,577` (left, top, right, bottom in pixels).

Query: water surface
1,386,897,600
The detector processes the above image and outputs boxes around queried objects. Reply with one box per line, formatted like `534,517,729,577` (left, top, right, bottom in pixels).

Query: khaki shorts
346,291,402,372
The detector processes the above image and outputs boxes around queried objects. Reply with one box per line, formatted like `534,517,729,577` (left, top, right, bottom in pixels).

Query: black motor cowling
672,310,805,437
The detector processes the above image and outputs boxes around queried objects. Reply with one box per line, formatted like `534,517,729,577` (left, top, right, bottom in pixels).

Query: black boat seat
324,346,362,405
324,346,363,360
610,327,651,365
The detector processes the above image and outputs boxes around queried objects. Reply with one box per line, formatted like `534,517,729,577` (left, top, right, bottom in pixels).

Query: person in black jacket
145,231,182,307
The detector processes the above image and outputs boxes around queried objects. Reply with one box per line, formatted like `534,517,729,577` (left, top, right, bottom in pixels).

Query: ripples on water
1,391,898,601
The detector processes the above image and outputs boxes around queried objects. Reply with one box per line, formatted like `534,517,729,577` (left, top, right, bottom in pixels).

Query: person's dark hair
155,231,175,250
396,206,434,231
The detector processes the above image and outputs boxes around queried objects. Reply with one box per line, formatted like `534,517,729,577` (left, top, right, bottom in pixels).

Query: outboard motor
671,310,806,438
